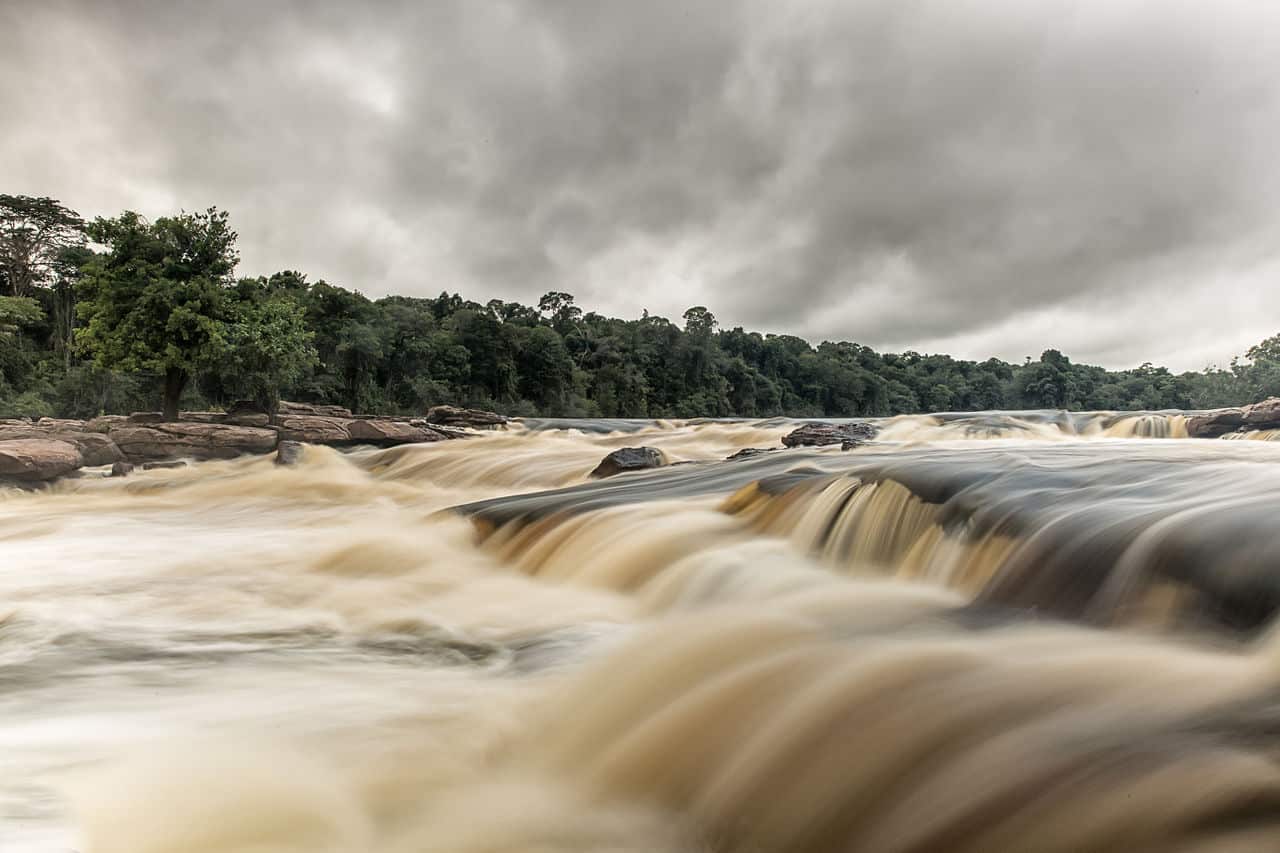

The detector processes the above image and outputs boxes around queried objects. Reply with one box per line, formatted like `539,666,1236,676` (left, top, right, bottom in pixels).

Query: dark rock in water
109,461,134,477
275,440,304,466
726,447,777,461
276,400,354,419
590,446,666,478
141,460,187,470
1187,397,1280,438
841,439,868,451
424,405,507,429
782,421,878,448
0,438,83,481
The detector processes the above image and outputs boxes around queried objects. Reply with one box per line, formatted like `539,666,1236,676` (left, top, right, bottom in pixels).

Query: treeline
0,194,1275,420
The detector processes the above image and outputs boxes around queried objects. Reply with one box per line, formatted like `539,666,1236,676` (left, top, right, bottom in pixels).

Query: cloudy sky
3,0,1279,370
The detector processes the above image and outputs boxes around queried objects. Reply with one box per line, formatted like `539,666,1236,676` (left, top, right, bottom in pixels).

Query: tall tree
77,208,238,420
0,195,85,297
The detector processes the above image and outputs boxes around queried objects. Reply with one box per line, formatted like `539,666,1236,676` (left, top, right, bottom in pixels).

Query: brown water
6,411,1280,851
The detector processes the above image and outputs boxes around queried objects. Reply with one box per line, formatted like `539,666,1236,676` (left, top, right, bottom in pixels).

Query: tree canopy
0,194,1275,420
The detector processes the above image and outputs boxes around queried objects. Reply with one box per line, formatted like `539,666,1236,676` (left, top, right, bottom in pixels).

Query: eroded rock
0,426,123,467
424,405,507,429
0,439,83,481
275,440,304,466
782,421,878,448
590,446,666,478
107,422,279,461
1187,397,1280,438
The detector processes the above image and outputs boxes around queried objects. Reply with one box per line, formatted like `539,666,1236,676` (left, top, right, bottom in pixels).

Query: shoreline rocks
1187,397,1280,439
424,405,508,430
0,439,83,481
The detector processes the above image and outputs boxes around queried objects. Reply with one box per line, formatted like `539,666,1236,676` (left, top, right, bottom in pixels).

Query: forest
0,194,1275,420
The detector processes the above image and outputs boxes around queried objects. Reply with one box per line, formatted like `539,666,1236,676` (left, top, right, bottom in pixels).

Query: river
5,411,1280,851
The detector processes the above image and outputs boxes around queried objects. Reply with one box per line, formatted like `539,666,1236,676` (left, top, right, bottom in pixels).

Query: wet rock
107,422,279,461
347,419,447,445
0,439,83,481
782,421,878,448
424,405,508,429
276,400,354,419
726,447,777,461
0,426,123,467
275,440,304,466
275,415,353,444
109,461,134,477
1187,397,1280,438
590,446,666,478
141,460,187,470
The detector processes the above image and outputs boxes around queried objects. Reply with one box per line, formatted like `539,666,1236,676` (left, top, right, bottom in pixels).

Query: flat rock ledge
1186,397,1280,439
0,400,501,485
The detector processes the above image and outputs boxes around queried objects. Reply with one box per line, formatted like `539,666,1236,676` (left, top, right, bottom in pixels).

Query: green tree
0,195,85,297
219,292,317,413
77,208,238,420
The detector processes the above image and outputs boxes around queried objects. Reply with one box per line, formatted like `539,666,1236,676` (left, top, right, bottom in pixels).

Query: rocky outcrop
0,426,123,466
0,439,83,481
106,422,279,461
276,400,354,419
275,414,449,447
781,421,878,448
424,405,507,430
590,446,666,478
1187,397,1280,438
726,447,777,461
274,415,354,444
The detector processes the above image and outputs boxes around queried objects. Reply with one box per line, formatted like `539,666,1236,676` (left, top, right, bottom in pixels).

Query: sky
3,0,1279,371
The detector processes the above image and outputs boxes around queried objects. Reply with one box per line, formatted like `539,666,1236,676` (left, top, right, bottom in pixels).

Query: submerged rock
726,447,777,461
782,421,878,448
424,405,508,429
590,446,666,478
0,438,83,481
275,440,304,466
107,422,279,461
109,461,134,477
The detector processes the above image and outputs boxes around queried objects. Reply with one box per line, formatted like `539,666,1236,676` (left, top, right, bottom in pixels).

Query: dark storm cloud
2,0,1279,369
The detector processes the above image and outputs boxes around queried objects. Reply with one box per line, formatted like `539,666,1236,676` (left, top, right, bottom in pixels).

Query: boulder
782,421,878,448
109,461,134,477
127,411,165,424
275,415,353,444
85,415,129,433
0,439,83,481
424,405,507,429
726,447,777,461
590,446,666,478
346,419,447,445
1187,397,1280,438
0,426,123,467
276,400,354,419
107,422,279,461
275,440,304,466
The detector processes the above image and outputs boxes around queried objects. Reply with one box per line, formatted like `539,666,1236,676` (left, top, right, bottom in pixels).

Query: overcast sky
3,1,1279,370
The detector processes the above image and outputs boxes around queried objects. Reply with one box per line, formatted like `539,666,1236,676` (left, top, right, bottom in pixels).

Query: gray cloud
2,0,1278,369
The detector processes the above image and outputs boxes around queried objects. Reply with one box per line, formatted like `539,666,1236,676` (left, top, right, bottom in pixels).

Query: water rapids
7,410,1280,851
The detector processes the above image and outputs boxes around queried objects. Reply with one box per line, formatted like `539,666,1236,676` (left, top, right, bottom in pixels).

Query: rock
127,411,165,424
275,440,304,466
85,415,129,433
275,415,353,444
782,421,878,448
0,439,83,481
347,419,447,445
109,461,134,477
1187,397,1280,438
276,400,354,419
142,460,187,471
179,411,227,424
424,405,507,429
224,412,271,428
726,447,777,461
0,426,123,467
35,417,87,429
107,422,279,461
590,446,666,478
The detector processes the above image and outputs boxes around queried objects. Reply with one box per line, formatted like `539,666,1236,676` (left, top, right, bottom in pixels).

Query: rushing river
7,410,1280,851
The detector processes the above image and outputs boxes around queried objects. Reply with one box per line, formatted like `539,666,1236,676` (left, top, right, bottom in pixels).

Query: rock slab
0,439,83,481
590,446,666,478
782,421,878,448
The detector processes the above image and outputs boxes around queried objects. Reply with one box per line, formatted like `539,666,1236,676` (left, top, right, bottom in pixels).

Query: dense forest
1,194,1276,420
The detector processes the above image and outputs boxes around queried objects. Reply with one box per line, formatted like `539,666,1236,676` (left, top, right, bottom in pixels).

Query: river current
6,410,1280,851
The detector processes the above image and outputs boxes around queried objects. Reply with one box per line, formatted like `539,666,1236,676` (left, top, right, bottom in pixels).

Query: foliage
0,194,86,297
3,194,1280,420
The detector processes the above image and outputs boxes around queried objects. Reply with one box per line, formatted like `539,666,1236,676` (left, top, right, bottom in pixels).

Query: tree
218,293,317,414
77,208,238,420
0,195,86,297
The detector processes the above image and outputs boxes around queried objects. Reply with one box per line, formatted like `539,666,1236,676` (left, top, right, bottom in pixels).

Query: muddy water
5,412,1280,851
